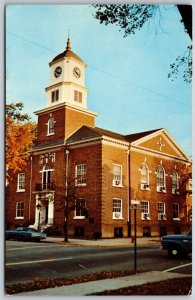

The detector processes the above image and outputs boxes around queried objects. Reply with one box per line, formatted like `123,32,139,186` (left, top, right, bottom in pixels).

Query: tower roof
51,37,84,64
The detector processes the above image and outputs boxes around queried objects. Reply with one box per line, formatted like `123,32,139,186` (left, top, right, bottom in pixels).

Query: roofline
34,102,98,117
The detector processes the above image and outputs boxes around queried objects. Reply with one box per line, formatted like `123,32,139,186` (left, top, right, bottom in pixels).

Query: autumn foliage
6,102,37,176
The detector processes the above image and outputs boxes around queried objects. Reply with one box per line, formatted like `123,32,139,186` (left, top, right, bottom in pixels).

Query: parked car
161,228,192,258
5,227,47,242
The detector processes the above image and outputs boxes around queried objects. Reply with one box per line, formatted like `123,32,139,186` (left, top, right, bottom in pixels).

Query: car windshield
28,228,39,232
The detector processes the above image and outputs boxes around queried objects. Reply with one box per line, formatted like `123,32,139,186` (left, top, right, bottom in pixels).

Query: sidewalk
14,237,191,296
44,236,161,247
17,271,191,296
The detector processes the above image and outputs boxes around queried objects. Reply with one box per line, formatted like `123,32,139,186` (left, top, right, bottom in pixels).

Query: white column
35,195,41,229
47,194,54,225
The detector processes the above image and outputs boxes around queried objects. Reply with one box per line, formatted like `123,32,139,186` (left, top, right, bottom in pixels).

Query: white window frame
113,164,122,187
157,166,166,192
141,201,150,220
157,202,166,220
41,165,54,190
51,89,59,103
140,163,149,190
113,198,123,219
173,203,180,220
75,164,87,186
15,201,24,219
17,173,25,192
172,170,179,194
47,117,55,136
74,90,82,103
74,199,86,219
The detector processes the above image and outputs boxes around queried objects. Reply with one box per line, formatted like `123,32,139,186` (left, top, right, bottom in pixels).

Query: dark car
5,227,47,242
161,228,192,258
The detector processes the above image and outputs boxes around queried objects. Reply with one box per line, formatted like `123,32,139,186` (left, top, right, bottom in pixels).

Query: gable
131,129,190,161
66,125,101,143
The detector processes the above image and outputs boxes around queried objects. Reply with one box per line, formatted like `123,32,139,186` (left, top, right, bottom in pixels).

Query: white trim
112,198,123,219
130,146,190,163
131,129,190,161
113,164,123,187
34,101,98,117
17,173,26,192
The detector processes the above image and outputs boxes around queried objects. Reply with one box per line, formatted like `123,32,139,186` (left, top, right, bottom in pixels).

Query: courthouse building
6,38,192,238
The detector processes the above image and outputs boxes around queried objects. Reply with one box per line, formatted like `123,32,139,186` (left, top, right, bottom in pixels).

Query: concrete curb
43,237,161,247
16,271,191,296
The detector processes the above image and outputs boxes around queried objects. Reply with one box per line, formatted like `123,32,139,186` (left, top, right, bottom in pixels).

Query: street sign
130,204,142,210
131,200,141,205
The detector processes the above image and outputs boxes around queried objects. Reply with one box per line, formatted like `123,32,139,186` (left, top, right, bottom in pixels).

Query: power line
87,65,190,107
7,31,57,53
7,31,191,108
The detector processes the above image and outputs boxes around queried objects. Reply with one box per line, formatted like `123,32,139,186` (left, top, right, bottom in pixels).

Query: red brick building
6,38,192,238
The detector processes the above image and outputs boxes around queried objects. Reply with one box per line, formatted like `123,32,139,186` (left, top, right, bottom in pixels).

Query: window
172,171,179,194
114,227,123,237
42,165,53,190
16,202,24,218
157,166,166,192
113,198,123,219
113,164,122,186
51,89,59,103
140,163,149,189
74,90,82,103
17,173,25,191
141,201,150,220
75,164,87,186
47,117,55,135
157,202,166,220
173,203,180,220
74,199,86,219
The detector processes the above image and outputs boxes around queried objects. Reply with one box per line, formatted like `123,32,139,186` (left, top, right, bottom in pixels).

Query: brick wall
130,149,189,236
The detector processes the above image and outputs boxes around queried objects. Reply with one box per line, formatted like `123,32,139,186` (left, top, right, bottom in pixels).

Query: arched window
140,163,149,189
172,170,179,194
47,117,55,135
157,166,166,192
42,165,53,190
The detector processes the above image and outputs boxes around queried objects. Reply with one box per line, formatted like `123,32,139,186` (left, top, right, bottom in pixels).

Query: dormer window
47,116,55,135
51,89,59,103
74,90,82,103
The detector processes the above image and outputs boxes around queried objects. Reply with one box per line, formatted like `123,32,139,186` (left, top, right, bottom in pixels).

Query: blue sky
6,4,192,156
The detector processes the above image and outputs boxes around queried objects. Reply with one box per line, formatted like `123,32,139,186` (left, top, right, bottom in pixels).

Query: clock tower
45,37,88,109
34,37,97,144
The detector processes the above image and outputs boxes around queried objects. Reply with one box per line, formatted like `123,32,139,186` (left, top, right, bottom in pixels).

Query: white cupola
45,37,88,109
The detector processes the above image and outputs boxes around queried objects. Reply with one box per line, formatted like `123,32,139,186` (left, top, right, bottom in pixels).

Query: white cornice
45,82,88,92
34,102,98,117
67,135,129,150
130,145,191,164
131,128,190,161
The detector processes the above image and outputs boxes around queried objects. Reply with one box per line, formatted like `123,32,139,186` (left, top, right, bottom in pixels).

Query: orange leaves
6,103,37,174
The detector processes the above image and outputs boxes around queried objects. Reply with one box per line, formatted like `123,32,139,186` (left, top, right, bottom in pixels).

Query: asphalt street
5,240,192,286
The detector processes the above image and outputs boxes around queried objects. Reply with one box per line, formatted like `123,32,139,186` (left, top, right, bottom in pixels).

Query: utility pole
130,200,142,273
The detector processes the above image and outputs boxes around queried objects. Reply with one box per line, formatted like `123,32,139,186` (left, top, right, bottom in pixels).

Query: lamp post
130,200,142,273
36,203,42,231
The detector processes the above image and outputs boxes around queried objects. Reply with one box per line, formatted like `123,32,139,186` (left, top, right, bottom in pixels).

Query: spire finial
66,30,71,50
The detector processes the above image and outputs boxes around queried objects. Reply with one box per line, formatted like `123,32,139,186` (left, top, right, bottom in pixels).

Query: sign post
130,200,142,273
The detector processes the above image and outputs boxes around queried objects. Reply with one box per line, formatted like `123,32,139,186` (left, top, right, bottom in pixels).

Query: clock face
54,66,62,78
73,67,81,78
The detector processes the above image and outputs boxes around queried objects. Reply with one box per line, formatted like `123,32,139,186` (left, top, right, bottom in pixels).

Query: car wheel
168,247,182,258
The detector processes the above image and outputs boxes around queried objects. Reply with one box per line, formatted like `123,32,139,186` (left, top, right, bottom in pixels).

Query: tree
93,4,192,83
6,102,37,179
57,179,89,242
